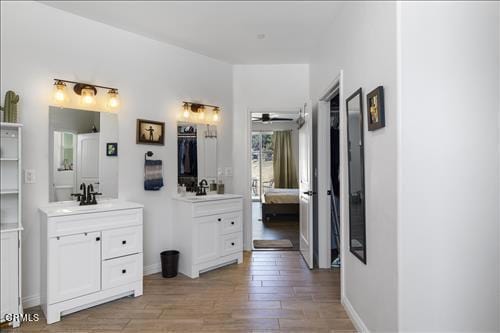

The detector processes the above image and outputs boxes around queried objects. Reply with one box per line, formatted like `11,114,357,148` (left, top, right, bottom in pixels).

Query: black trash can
160,250,179,278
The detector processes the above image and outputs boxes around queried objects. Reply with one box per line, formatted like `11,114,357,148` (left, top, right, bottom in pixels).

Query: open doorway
250,111,300,251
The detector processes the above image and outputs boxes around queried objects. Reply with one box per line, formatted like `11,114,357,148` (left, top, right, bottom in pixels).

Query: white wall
232,64,309,249
310,2,399,331
1,1,233,306
398,2,500,331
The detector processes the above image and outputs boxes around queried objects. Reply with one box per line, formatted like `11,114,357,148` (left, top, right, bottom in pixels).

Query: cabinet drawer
219,212,242,235
220,232,242,257
48,208,142,238
102,226,142,260
192,199,242,217
102,254,142,290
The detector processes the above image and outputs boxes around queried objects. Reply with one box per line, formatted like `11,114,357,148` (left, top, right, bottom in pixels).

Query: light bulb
183,103,190,119
213,107,220,122
80,86,96,106
53,80,68,105
199,107,205,120
107,89,120,109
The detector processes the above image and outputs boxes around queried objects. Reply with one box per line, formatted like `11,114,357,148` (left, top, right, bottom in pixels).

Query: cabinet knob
122,240,127,245
231,242,235,246
122,269,127,274
218,218,221,222
96,237,101,241
231,221,235,225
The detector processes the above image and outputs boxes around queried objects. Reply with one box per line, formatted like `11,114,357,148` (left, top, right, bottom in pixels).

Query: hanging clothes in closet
178,137,197,177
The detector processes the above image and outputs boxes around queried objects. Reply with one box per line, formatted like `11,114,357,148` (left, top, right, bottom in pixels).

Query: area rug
253,239,293,248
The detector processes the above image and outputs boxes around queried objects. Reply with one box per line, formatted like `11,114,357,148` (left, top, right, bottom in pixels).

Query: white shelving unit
0,122,23,328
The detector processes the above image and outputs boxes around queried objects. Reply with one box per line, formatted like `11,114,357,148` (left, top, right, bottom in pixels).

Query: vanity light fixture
106,89,120,109
183,102,190,119
181,101,221,123
52,80,69,105
52,79,120,110
78,85,97,106
213,107,220,122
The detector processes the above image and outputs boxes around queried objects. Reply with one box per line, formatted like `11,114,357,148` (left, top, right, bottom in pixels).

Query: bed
261,188,300,222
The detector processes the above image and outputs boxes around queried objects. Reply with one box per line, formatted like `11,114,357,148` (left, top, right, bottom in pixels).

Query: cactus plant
0,90,20,122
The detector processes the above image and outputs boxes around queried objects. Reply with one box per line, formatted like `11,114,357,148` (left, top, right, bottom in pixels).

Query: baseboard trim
23,263,161,309
23,294,40,309
143,262,161,276
342,296,370,333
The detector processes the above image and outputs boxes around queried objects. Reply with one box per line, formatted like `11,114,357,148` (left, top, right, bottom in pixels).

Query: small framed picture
136,119,165,145
106,143,118,156
367,86,385,131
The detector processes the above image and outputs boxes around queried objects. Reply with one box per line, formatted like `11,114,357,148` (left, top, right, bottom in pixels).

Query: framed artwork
367,86,385,131
136,119,165,145
106,143,118,156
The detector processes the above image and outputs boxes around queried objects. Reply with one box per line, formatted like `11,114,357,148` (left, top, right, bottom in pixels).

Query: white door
1,232,19,320
299,101,314,268
77,133,100,191
48,232,101,304
194,216,219,264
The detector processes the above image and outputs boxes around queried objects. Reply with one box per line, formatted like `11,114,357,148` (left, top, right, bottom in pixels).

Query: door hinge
327,190,332,195
18,239,20,248
18,296,21,306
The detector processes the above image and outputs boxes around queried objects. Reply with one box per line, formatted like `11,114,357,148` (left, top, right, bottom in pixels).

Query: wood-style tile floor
4,251,354,333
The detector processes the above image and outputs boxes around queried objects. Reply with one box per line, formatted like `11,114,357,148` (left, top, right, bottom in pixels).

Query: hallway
11,251,353,332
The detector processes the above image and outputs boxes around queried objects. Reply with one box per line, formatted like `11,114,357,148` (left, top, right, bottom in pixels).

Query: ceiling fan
252,113,294,123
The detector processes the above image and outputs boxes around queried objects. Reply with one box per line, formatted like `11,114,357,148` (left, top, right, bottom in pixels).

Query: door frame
243,107,302,251
316,71,346,292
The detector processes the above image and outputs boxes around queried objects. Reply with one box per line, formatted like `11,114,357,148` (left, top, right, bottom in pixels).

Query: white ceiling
41,1,342,64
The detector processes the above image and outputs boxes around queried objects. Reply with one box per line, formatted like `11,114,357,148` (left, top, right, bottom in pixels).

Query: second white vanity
172,194,243,278
39,200,143,324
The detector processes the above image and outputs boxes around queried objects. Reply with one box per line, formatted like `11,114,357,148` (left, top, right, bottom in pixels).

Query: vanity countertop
172,194,243,203
39,199,144,217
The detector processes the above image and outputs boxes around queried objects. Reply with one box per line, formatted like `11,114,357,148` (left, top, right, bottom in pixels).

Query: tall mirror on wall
177,123,218,192
49,107,118,202
346,88,367,264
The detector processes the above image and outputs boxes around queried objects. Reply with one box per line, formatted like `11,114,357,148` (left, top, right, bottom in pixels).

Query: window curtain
272,130,298,188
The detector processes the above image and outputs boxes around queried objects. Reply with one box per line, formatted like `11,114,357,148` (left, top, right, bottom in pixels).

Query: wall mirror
177,123,218,191
346,88,367,264
49,107,118,202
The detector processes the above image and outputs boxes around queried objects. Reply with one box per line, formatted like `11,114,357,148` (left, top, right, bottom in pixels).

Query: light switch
24,169,36,184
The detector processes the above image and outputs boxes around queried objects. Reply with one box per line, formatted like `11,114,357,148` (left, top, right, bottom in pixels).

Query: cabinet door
48,232,101,304
194,216,219,264
1,232,19,319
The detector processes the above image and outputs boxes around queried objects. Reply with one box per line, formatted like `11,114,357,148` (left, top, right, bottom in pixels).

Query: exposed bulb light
199,106,205,120
106,89,120,109
80,86,96,106
53,80,68,104
183,102,190,119
212,107,220,122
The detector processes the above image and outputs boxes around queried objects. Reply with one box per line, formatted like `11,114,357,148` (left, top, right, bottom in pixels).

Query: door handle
303,191,316,196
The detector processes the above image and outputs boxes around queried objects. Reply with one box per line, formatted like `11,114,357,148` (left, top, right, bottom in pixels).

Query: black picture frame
106,143,118,156
136,119,165,145
367,86,385,131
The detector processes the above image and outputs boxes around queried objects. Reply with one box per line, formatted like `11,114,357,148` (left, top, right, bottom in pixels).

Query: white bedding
264,188,299,204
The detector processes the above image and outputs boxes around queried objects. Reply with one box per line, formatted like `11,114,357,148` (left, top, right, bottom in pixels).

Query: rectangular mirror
49,107,118,202
346,88,367,264
177,123,217,191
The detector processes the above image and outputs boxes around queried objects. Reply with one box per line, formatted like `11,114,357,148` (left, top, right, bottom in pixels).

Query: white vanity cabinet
172,195,243,278
39,201,143,324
